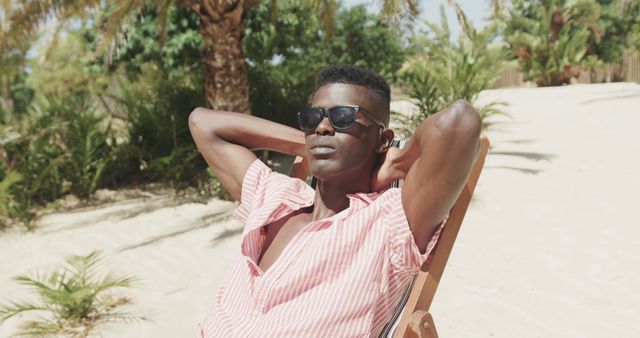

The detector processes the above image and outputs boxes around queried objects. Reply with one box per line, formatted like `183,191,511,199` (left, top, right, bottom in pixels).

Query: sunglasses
297,105,386,132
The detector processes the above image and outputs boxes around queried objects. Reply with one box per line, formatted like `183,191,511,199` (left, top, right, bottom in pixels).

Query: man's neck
311,176,371,221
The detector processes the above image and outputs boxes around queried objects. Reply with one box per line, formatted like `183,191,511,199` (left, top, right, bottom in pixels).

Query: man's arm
384,100,481,253
188,108,307,201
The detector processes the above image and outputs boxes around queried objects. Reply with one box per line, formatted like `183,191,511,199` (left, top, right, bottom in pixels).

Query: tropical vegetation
0,0,639,230
497,0,640,86
499,0,602,86
0,251,145,337
592,0,640,64
397,2,510,134
0,1,408,228
0,0,418,115
245,0,407,127
1,1,638,337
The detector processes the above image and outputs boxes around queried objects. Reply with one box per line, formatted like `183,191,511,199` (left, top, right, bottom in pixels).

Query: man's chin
308,161,343,181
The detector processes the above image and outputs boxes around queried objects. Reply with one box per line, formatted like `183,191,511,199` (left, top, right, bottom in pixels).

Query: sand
0,191,243,337
432,82,640,337
1,82,639,337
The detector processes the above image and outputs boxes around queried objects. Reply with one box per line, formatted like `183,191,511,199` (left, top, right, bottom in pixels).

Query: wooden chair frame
289,137,490,338
391,136,489,338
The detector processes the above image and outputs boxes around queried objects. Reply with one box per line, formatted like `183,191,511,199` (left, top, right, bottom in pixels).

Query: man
189,65,480,337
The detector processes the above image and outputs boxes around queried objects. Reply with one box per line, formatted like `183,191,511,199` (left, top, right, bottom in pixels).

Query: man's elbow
188,107,206,130
443,99,482,138
188,107,224,135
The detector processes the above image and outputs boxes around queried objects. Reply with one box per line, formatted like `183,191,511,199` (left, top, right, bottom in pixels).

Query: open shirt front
200,159,445,337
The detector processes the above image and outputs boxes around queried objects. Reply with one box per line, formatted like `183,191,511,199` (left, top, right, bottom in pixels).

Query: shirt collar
342,190,383,217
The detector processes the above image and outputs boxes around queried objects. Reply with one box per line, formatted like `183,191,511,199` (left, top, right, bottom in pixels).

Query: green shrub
0,102,67,228
594,0,640,64
244,0,406,127
111,80,205,184
0,171,31,228
58,96,113,198
27,94,113,200
0,93,114,227
397,3,509,134
501,0,601,86
0,251,146,337
100,6,208,186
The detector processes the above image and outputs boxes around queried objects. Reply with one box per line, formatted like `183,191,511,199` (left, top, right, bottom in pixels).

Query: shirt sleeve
383,188,447,278
232,159,272,223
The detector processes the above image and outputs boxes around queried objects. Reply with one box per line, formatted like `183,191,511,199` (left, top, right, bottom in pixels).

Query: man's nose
315,116,335,136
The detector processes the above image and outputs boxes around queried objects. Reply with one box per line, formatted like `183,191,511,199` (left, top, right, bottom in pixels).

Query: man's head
314,65,391,127
301,65,394,183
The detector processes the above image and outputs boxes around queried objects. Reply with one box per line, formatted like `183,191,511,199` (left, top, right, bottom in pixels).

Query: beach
433,82,640,337
1,82,639,337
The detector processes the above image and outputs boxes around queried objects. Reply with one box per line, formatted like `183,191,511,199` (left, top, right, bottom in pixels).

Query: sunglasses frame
297,105,386,132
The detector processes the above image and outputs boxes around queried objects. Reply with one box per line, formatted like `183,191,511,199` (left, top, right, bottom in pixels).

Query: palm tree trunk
188,0,251,114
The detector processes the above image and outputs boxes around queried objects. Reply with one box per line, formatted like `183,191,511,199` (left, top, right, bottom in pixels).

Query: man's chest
257,211,312,273
239,196,389,283
229,204,395,315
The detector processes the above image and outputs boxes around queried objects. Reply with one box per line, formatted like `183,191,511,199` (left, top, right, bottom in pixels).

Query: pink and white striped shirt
200,159,444,337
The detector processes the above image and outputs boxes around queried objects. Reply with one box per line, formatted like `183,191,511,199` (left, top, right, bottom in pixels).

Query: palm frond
0,171,22,219
0,300,50,322
503,0,601,85
12,316,68,338
309,0,338,39
379,0,419,18
1,0,100,52
1,0,167,66
156,0,173,46
0,251,144,337
397,2,509,132
448,0,476,38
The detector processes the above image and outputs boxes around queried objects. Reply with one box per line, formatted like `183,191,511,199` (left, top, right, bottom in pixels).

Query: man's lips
309,144,336,156
310,146,336,155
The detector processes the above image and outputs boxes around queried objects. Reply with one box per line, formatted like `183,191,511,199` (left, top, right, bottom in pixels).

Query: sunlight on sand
1,83,639,337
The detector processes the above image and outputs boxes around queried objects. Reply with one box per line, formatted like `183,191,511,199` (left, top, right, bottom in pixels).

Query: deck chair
289,137,490,338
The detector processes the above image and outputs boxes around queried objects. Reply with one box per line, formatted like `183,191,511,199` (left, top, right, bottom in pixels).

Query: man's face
304,83,389,182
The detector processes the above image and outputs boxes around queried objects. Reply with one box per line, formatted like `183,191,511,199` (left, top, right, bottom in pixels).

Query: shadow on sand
117,208,234,252
489,150,555,162
41,196,185,235
485,137,552,174
498,139,536,145
580,90,640,106
485,165,543,175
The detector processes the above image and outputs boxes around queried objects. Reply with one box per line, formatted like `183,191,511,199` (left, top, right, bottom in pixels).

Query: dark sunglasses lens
298,108,323,131
329,106,357,129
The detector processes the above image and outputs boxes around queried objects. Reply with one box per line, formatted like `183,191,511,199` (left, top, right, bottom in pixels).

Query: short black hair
315,65,391,105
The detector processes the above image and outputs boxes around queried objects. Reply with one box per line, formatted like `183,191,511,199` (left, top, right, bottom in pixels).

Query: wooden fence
491,51,640,88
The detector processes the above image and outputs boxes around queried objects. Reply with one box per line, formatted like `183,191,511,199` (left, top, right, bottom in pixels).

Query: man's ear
377,128,394,153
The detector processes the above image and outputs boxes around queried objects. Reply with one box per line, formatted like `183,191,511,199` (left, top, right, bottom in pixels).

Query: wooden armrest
408,310,438,338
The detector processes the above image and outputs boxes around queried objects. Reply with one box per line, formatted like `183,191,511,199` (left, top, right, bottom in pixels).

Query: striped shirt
200,159,444,337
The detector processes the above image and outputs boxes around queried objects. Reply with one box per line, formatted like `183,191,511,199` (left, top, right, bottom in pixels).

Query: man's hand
370,147,404,192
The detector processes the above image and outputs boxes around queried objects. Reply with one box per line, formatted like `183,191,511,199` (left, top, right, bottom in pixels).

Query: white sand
0,192,243,337
1,82,639,337
432,82,640,337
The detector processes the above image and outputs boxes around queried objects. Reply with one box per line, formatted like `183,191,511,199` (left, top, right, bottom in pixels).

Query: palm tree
398,1,509,133
496,0,602,86
0,251,145,338
0,0,417,114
